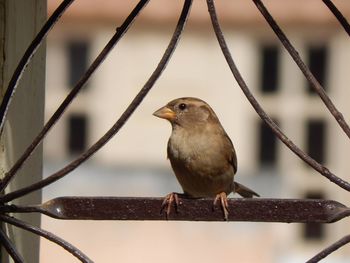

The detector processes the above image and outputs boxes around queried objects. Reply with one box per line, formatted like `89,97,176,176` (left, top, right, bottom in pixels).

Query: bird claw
213,192,229,221
160,192,180,219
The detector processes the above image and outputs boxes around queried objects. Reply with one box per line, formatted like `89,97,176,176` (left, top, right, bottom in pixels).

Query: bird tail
234,182,260,198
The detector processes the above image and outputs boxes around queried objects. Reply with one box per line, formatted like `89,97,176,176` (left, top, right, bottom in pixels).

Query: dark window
67,40,90,87
303,191,325,240
258,119,278,168
307,45,328,94
306,120,327,164
260,45,279,93
68,114,88,154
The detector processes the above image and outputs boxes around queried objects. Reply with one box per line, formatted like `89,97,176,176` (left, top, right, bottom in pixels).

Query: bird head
153,97,219,128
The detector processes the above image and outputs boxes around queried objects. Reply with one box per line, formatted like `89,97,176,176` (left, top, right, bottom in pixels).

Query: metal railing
0,0,349,262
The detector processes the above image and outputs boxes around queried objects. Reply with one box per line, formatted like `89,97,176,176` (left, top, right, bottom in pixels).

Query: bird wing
223,133,237,174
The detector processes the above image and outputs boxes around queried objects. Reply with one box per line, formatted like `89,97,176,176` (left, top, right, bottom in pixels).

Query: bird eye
178,103,187,111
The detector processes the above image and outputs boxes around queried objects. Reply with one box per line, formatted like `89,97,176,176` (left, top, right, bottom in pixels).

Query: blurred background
41,0,350,262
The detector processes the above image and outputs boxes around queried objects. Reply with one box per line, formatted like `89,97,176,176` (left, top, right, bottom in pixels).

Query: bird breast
167,126,234,197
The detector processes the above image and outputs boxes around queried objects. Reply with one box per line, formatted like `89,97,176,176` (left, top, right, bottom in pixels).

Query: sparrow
153,97,259,220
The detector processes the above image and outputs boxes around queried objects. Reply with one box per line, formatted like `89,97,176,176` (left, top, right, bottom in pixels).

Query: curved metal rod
322,0,350,37
253,0,350,140
0,0,150,193
206,0,350,191
306,234,350,263
0,0,75,132
0,215,93,263
0,0,193,203
0,227,24,263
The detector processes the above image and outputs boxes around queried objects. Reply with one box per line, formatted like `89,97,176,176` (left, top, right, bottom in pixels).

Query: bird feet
213,192,229,221
160,192,180,219
161,192,229,220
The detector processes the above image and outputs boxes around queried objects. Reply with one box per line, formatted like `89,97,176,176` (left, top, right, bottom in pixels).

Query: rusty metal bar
0,215,93,263
252,0,350,140
0,227,24,263
322,0,350,37
0,0,75,132
0,0,150,193
0,0,192,204
306,234,350,263
206,0,350,192
2,197,349,222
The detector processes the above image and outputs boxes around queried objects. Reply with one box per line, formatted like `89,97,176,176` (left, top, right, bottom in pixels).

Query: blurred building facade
42,1,350,262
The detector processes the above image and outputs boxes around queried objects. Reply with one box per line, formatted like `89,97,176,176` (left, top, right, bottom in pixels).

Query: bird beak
153,106,176,121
